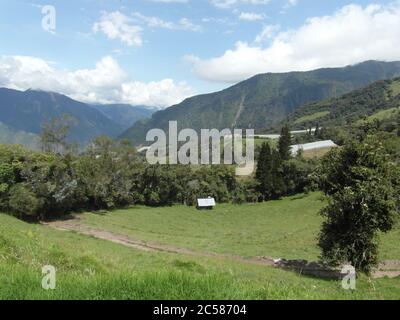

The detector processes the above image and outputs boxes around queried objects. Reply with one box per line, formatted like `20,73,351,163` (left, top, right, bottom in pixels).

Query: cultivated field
1,193,399,300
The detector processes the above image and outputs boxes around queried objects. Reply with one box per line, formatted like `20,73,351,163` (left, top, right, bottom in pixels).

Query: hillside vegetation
121,61,400,144
0,122,40,149
288,78,400,129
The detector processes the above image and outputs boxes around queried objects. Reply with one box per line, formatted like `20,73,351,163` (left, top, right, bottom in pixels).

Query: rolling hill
287,78,400,129
120,60,400,145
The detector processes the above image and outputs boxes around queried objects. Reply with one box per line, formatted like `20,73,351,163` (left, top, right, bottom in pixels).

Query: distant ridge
0,88,153,148
91,104,154,132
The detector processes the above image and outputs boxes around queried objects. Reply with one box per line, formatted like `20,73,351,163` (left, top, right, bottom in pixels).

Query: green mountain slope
0,88,123,148
121,61,400,144
0,122,40,149
288,78,400,129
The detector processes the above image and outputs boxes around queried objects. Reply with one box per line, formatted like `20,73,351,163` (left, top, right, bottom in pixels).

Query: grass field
0,193,399,300
302,147,337,159
356,107,399,125
293,111,330,125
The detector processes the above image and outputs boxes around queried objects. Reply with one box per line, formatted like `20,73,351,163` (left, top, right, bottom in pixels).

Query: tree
270,149,285,199
40,114,76,154
256,143,285,200
255,143,273,200
318,137,399,274
278,125,292,161
314,123,320,137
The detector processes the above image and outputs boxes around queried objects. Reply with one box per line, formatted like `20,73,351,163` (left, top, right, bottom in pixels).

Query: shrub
8,184,41,218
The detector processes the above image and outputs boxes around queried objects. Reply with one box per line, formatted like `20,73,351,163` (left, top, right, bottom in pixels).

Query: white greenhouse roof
291,140,337,155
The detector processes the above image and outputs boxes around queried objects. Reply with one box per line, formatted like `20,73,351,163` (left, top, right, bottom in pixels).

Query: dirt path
45,219,277,267
44,219,400,279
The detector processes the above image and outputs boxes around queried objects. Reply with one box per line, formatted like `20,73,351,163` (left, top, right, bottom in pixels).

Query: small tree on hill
40,114,75,154
278,125,292,161
256,142,285,200
318,137,399,274
256,142,273,200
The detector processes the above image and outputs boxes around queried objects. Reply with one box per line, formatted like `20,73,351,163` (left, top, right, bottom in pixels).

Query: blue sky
0,0,399,107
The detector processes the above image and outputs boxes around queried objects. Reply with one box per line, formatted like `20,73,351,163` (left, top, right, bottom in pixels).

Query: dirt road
45,218,400,279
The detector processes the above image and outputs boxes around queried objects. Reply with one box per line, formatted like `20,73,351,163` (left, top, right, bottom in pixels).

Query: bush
8,184,41,218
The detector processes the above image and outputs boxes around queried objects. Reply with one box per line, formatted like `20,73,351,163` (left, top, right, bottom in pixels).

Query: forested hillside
121,61,400,144
288,78,400,130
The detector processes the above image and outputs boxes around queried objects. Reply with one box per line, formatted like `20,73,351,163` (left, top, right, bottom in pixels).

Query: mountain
0,88,122,148
287,77,400,129
0,122,40,149
121,61,400,145
91,104,154,132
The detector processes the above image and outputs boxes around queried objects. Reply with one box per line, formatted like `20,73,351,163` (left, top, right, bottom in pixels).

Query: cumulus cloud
0,55,193,108
93,11,143,47
187,3,400,83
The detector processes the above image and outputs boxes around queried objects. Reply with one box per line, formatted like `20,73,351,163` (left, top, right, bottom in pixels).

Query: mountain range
0,88,153,149
120,60,400,145
1,60,400,149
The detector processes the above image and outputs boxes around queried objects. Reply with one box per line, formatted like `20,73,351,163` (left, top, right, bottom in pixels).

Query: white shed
197,197,216,210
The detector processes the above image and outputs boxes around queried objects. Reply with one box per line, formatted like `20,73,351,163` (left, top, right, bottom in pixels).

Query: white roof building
197,198,216,209
290,140,337,156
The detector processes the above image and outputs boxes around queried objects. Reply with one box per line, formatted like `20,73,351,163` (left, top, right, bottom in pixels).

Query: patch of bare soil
44,218,400,280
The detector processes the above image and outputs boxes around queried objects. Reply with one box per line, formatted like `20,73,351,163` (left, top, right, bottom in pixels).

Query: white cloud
148,0,188,2
133,12,202,32
210,0,270,9
0,55,193,108
187,3,400,83
281,0,298,13
254,24,280,43
287,0,298,7
93,11,143,47
121,79,193,107
239,12,265,21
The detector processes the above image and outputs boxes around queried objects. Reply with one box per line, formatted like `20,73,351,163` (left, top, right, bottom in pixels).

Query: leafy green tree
278,125,292,161
318,137,399,274
40,114,76,154
76,136,137,209
282,158,314,195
